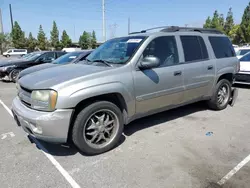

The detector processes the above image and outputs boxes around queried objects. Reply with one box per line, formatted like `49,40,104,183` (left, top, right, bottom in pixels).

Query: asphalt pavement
0,81,250,188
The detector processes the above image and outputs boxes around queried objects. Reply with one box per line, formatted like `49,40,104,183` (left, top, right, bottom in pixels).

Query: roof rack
129,26,223,35
160,26,223,34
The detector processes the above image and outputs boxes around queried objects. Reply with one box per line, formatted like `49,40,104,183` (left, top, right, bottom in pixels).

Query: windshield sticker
69,56,77,59
127,39,142,43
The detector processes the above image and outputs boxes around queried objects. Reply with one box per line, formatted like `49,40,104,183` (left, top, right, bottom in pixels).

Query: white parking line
217,154,250,185
0,99,81,188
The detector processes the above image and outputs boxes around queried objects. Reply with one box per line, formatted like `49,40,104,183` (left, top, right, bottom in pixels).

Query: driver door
132,36,185,114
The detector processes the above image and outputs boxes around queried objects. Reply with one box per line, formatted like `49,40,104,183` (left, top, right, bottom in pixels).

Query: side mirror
138,56,160,70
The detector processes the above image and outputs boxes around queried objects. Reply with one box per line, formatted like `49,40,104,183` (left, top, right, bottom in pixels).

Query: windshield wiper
91,59,112,67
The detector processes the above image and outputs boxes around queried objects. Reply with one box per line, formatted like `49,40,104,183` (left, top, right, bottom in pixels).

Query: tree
218,14,225,30
27,32,37,52
11,21,26,48
224,8,234,35
0,33,11,54
203,16,212,28
230,25,241,44
60,30,72,48
50,21,60,49
91,30,97,49
211,10,220,29
37,25,47,50
238,2,250,43
79,31,91,49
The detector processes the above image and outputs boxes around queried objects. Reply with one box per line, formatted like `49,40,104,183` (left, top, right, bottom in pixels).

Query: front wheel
9,69,21,83
207,79,232,110
72,101,124,155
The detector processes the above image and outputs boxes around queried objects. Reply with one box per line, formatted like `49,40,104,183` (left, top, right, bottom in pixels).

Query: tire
207,79,232,110
6,54,10,58
9,69,21,83
72,101,124,155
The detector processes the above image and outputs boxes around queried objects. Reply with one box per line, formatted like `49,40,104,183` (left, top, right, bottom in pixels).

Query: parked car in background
0,51,66,82
235,52,250,85
62,47,82,52
18,50,93,80
12,26,239,155
3,49,27,57
236,47,250,59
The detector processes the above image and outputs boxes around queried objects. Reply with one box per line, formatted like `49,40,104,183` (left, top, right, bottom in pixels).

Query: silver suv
12,26,239,155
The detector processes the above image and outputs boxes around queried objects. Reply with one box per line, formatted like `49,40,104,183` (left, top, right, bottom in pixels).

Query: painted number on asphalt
1,132,15,140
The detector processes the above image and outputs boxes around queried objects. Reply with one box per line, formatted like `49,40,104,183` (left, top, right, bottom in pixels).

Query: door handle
174,71,182,76
207,65,213,70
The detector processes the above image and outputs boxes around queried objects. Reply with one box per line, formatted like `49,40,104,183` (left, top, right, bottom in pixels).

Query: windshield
237,49,250,56
86,36,146,64
53,51,82,64
22,52,43,61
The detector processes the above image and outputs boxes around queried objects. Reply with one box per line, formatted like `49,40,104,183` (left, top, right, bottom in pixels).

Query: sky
0,0,249,42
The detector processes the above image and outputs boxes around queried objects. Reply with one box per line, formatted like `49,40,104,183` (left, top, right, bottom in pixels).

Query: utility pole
128,17,130,34
109,23,117,39
102,0,106,42
9,4,14,31
0,8,3,33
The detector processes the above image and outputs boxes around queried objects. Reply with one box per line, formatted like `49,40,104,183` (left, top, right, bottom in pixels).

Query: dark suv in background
0,51,66,82
18,50,93,80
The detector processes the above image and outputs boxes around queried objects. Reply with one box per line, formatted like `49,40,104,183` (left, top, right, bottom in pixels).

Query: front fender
56,82,135,117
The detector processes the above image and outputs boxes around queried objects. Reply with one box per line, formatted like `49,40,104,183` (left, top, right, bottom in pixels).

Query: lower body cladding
11,97,73,143
235,72,250,85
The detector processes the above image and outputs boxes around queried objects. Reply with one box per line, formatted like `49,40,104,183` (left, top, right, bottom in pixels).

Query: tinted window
142,36,179,67
181,36,207,62
56,52,67,57
240,52,250,62
209,36,235,58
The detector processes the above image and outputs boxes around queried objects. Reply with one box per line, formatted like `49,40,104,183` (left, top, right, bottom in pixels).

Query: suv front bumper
11,97,73,143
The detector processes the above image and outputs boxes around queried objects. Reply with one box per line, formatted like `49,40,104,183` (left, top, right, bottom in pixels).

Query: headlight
0,65,16,71
31,90,58,111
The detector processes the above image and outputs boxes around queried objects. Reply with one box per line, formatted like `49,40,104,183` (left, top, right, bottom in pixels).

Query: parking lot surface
0,81,250,188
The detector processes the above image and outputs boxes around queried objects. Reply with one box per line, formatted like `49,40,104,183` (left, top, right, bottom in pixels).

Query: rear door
179,35,212,102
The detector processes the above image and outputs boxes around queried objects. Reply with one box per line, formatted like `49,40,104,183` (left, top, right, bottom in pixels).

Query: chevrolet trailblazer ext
12,27,239,155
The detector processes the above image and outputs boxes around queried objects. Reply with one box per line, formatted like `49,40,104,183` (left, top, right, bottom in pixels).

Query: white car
3,49,27,57
236,47,250,59
235,52,250,85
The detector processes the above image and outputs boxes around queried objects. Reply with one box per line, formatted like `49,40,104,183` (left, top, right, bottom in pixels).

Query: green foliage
11,21,26,48
224,8,234,35
50,21,60,49
61,30,72,48
37,25,47,50
27,32,37,51
91,30,97,49
238,2,250,43
0,33,11,53
203,17,212,28
79,31,91,49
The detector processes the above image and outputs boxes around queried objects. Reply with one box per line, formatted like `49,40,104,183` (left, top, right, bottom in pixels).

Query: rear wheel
208,79,232,110
72,101,124,155
9,69,21,83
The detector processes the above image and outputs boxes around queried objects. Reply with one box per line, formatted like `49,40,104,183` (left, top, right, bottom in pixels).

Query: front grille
18,85,32,107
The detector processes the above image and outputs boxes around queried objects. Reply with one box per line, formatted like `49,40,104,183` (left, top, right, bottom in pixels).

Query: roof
128,26,226,37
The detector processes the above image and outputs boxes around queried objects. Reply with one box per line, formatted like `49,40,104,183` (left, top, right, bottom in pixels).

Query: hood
18,63,59,79
0,59,30,67
240,61,250,72
19,64,111,90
